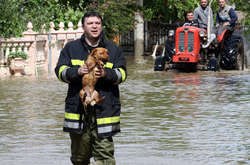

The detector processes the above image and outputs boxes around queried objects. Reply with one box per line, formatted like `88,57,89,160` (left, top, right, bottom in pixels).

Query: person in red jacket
55,11,127,165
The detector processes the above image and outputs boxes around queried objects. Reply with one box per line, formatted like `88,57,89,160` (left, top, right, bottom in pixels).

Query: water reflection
0,56,250,165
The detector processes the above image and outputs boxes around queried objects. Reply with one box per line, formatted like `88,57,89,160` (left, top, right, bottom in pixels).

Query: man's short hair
184,10,193,21
185,10,193,17
81,11,103,25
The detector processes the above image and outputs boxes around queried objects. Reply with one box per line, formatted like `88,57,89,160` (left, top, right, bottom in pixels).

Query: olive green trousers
70,109,115,165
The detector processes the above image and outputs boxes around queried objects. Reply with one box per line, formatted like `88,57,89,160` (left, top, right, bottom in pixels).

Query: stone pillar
134,0,144,62
76,20,84,38
22,22,37,76
49,22,58,77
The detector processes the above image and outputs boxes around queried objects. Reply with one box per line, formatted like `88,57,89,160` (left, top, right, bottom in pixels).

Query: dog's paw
90,101,96,106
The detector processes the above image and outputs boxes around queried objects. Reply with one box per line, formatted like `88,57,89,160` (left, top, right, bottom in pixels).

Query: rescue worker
216,0,238,29
193,0,214,30
164,30,175,62
55,11,127,165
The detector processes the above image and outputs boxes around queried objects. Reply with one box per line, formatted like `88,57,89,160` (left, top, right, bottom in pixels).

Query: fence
119,21,178,53
0,21,84,77
120,30,134,53
144,21,178,52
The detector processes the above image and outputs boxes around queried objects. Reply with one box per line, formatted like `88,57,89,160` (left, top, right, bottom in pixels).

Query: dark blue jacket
216,7,238,27
55,34,127,138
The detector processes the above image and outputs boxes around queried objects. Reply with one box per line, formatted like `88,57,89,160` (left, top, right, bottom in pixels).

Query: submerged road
0,56,249,165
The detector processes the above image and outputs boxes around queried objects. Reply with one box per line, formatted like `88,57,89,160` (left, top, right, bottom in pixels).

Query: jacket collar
80,31,106,53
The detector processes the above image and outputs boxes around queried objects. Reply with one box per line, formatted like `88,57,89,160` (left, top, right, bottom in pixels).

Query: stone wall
0,21,84,77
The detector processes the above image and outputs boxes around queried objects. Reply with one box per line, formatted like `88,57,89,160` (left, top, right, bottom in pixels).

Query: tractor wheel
235,38,245,70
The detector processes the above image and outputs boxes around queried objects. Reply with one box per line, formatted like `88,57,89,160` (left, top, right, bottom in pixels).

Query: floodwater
0,56,249,165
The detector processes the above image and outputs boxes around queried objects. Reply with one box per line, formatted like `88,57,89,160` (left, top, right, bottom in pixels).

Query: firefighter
55,11,127,165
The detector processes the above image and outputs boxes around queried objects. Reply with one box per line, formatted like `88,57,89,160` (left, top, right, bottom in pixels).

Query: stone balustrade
0,39,32,65
0,21,84,77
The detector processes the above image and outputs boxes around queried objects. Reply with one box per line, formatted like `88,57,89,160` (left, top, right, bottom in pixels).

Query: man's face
83,16,102,40
218,0,226,8
186,13,194,22
200,0,207,8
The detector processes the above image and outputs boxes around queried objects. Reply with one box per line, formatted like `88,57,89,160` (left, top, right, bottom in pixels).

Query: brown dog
79,48,109,110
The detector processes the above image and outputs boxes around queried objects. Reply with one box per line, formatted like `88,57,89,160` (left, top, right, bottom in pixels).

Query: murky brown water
0,56,250,165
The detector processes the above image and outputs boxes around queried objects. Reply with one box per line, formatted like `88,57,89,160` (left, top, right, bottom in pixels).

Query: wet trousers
70,109,115,165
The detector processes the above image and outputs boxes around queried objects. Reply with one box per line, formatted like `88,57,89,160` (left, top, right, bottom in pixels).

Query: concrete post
134,0,144,62
22,22,37,77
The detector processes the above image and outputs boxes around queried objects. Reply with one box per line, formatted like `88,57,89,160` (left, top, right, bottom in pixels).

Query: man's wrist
78,68,82,76
102,68,107,77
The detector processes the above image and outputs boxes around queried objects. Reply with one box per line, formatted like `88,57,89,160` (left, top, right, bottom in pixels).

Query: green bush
8,51,28,60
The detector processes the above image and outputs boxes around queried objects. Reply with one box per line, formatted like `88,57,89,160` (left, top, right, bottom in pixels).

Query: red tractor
154,0,246,72
166,23,246,71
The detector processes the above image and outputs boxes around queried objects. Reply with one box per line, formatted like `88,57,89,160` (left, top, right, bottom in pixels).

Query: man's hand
94,67,106,78
223,22,230,27
78,65,89,76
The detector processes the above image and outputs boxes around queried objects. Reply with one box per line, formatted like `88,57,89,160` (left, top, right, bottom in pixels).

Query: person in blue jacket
216,0,238,29
55,11,127,165
216,0,240,69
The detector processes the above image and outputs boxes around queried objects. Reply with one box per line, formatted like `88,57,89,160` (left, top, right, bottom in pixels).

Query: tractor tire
220,34,245,70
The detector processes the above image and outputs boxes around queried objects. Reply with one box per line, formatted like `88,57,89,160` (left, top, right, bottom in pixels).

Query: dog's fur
79,48,109,109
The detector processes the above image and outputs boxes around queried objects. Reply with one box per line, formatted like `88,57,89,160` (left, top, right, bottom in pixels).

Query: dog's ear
90,48,97,57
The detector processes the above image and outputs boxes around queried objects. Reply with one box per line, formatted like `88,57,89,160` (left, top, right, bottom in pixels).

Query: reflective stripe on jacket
55,34,127,138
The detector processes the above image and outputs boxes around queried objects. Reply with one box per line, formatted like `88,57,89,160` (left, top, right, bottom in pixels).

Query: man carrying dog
55,11,127,165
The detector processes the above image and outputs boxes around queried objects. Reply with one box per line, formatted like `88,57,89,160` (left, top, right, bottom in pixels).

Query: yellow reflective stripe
118,68,126,82
65,112,80,120
59,65,68,81
97,116,120,125
104,62,113,68
71,59,84,66
71,59,112,68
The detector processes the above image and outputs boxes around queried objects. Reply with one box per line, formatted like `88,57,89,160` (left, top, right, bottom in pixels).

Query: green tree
0,0,137,40
98,0,137,40
1,0,249,39
0,0,84,38
143,0,200,23
230,0,250,25
143,0,250,25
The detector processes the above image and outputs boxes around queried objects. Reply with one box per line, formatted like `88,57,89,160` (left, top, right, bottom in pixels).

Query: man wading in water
55,11,127,165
